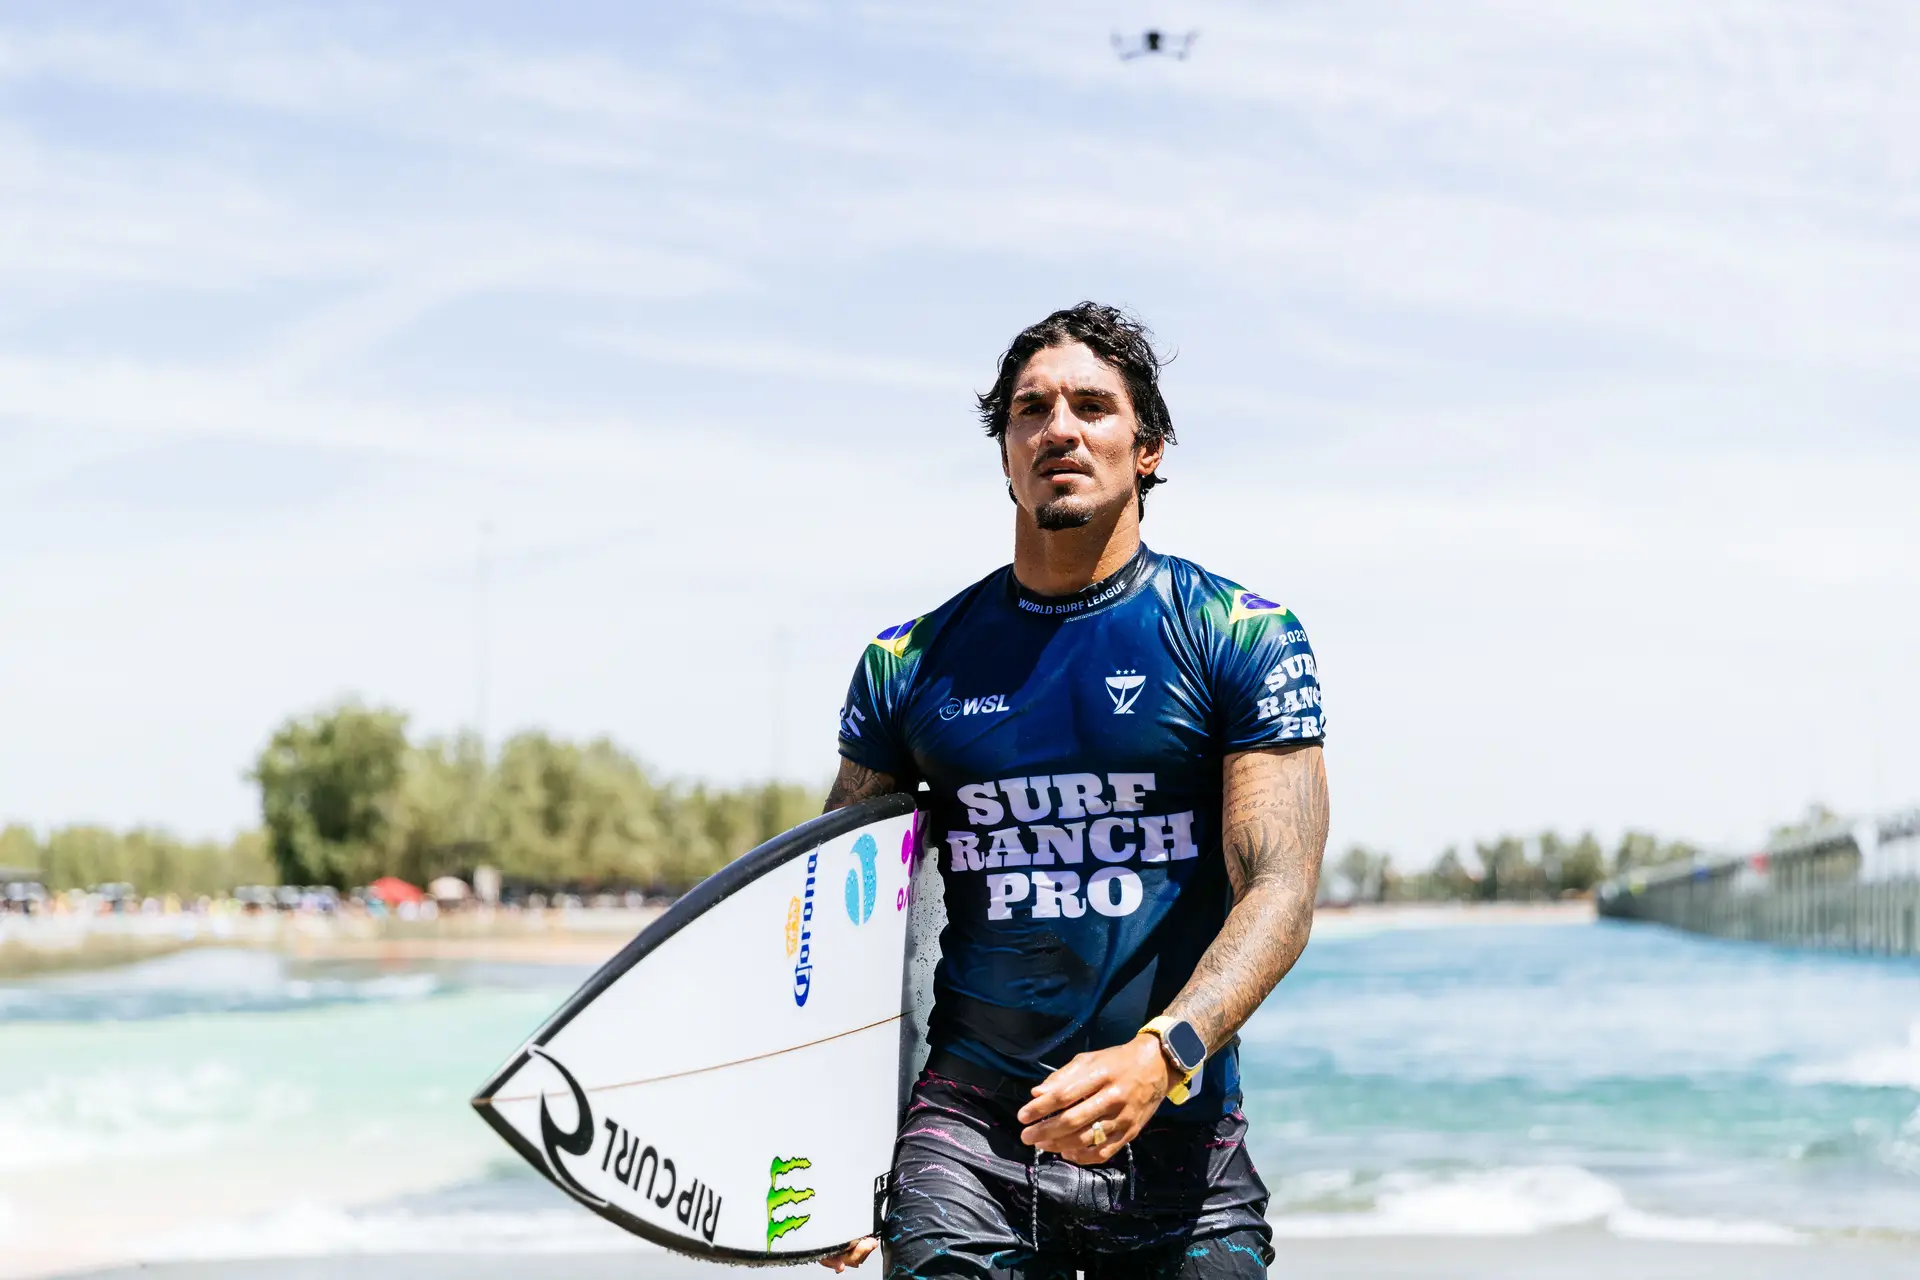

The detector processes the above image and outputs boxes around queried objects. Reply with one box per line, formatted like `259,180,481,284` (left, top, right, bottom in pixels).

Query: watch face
1167,1021,1206,1072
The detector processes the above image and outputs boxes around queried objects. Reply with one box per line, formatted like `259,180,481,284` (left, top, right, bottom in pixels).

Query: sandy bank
0,907,662,977
56,1234,1920,1279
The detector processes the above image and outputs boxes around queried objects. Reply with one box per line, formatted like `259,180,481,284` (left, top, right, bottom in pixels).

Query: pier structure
1598,808,1920,955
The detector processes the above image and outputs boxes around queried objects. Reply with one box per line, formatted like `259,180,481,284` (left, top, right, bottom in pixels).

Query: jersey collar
1007,544,1158,619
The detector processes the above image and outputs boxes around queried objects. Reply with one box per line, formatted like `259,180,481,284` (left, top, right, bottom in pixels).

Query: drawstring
1026,1147,1041,1254
1024,1140,1134,1256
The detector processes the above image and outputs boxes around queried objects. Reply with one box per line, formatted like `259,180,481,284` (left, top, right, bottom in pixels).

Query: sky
1,1,1916,867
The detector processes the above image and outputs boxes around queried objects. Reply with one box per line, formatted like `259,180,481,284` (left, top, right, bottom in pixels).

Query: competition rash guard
836,545,1325,1122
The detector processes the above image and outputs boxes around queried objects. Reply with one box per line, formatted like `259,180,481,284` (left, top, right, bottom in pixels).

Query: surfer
820,302,1329,1277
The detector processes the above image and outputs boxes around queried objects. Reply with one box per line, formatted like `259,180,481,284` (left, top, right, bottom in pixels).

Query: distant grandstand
1599,807,1920,955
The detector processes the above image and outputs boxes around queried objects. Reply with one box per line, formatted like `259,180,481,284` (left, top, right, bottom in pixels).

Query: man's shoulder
1153,552,1306,639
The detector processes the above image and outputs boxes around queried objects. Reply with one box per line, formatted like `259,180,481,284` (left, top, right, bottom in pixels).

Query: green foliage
247,704,826,893
252,701,412,887
1611,830,1698,877
1366,828,1687,903
7,825,276,898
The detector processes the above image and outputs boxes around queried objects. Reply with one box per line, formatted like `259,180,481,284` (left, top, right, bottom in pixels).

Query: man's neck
1011,504,1142,597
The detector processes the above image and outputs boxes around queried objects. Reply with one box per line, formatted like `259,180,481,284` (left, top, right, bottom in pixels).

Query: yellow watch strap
1140,1017,1201,1105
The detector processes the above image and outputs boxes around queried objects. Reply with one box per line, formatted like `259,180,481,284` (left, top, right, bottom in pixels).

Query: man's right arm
823,757,900,813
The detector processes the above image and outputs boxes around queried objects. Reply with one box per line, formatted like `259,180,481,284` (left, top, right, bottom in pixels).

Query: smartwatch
1140,1016,1206,1105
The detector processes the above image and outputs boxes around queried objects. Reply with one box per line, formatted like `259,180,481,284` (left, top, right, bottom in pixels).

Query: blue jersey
837,545,1325,1121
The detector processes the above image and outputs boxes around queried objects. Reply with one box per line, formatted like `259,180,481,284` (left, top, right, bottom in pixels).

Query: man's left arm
1017,744,1328,1163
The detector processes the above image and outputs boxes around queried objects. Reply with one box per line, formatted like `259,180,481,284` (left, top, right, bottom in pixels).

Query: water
2,922,1917,1271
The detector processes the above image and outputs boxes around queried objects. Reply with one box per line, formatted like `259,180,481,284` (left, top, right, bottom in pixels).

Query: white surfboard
472,794,946,1265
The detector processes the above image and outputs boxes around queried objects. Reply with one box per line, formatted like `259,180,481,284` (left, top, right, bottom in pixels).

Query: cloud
0,0,1915,858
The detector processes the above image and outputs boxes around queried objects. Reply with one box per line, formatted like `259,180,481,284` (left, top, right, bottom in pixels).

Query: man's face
1001,342,1161,531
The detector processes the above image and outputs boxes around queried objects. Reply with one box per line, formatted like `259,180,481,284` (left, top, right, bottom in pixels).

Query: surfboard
471,793,945,1265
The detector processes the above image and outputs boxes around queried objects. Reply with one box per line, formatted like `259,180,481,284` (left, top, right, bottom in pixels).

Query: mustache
1032,447,1091,475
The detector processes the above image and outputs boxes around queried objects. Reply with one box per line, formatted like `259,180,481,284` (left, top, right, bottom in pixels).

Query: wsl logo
1105,670,1146,715
792,849,818,1006
844,833,879,926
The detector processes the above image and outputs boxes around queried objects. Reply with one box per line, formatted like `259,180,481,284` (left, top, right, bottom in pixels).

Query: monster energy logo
766,1154,815,1248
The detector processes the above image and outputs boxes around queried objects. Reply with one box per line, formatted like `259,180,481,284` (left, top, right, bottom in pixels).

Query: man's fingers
1017,1059,1107,1125
1019,1088,1120,1148
818,1236,878,1271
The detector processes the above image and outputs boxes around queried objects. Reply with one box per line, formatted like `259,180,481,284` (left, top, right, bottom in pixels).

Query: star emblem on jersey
1105,670,1146,715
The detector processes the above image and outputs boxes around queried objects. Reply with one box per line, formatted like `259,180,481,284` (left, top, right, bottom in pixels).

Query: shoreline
0,908,663,978
0,901,1595,978
50,1233,1920,1280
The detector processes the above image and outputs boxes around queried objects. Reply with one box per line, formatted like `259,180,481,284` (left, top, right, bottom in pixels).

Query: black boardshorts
882,1067,1273,1279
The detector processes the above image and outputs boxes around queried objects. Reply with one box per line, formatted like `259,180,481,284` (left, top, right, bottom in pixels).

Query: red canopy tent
366,876,426,906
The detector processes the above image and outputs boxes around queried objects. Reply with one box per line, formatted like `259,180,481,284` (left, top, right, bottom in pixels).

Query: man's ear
1136,433,1165,479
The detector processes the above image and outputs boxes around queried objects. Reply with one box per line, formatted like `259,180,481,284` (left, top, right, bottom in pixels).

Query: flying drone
1113,29,1199,61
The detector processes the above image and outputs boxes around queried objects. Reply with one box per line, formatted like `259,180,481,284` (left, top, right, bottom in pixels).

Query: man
823,303,1329,1277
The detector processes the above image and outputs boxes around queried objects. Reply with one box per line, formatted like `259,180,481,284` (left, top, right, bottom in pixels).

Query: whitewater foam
1791,1022,1920,1091
137,1203,652,1260
1267,1165,1801,1243
0,1063,311,1173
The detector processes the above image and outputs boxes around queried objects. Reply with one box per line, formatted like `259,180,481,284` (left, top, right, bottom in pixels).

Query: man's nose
1039,398,1082,446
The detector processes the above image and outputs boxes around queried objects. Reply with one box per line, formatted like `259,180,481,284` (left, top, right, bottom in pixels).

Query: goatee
1035,498,1095,531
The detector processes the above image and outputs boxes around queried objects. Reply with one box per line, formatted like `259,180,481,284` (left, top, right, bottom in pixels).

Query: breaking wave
1267,1165,1801,1243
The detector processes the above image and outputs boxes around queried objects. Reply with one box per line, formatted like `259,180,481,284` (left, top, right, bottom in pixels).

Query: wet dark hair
977,302,1175,513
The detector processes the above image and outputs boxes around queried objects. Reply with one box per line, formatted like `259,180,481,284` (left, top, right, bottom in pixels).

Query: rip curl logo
767,1154,816,1248
530,1047,606,1209
1105,670,1146,715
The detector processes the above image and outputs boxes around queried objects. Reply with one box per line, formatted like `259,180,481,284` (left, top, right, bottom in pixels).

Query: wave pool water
1,920,1917,1272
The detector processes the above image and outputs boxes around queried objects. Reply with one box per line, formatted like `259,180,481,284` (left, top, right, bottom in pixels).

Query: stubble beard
1034,495,1097,531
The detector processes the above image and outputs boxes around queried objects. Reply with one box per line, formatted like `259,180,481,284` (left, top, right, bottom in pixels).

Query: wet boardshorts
883,1070,1273,1278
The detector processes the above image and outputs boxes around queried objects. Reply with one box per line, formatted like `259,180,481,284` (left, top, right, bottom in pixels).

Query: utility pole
476,520,494,753
467,520,495,851
770,626,791,781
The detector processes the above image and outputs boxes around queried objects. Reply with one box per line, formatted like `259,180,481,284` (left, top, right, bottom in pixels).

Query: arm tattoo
824,758,901,813
1165,744,1329,1053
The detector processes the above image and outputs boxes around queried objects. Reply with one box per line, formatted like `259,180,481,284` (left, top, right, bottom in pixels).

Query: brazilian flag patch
1226,589,1288,626
870,618,918,657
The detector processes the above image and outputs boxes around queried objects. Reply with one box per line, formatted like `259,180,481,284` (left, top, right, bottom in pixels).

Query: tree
252,702,411,887
1555,831,1607,894
487,732,668,888
1476,836,1540,901
1428,846,1479,900
1613,830,1696,877
1331,845,1391,903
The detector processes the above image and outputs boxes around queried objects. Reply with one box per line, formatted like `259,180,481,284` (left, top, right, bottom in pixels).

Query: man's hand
1015,1033,1174,1165
817,1237,878,1271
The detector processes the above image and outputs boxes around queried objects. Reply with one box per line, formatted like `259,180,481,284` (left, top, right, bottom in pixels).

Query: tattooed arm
1164,743,1329,1051
1018,742,1327,1165
823,757,902,813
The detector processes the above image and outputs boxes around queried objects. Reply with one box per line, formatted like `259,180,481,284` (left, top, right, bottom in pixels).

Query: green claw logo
766,1154,816,1247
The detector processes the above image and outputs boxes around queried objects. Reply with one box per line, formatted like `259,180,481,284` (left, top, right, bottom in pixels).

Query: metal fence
1597,808,1920,956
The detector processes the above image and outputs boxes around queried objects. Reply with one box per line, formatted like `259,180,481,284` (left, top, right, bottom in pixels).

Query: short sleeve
1209,590,1326,752
836,617,919,778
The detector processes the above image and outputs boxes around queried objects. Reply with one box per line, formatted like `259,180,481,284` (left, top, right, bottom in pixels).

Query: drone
1113,29,1199,61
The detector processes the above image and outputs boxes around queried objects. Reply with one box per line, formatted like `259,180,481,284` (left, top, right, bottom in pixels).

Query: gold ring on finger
1088,1120,1106,1148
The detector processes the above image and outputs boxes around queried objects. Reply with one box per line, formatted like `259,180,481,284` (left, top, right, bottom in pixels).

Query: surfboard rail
471,791,919,1265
